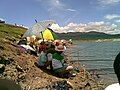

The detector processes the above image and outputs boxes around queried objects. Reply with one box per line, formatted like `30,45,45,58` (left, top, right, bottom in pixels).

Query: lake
68,40,120,86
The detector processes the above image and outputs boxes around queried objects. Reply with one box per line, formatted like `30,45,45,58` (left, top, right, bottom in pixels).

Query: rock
0,64,5,68
9,58,14,62
0,64,5,73
16,65,23,72
48,80,70,90
5,76,12,80
0,56,10,65
19,81,26,90
67,81,73,89
0,45,5,50
18,73,26,82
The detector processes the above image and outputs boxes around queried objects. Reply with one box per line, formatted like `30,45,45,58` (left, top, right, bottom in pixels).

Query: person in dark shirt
113,52,120,84
105,52,120,90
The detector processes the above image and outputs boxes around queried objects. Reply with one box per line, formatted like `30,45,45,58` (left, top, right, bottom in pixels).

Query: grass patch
0,23,27,39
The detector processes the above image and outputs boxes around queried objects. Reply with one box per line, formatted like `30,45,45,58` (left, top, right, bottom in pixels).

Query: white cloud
67,23,78,27
115,20,120,23
36,0,64,8
36,0,76,13
98,0,120,5
0,18,5,21
53,21,120,34
66,9,76,12
54,0,60,5
105,14,120,20
88,21,104,25
51,0,63,8
111,23,117,28
49,23,60,30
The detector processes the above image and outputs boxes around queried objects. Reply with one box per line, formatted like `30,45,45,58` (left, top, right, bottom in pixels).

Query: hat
55,45,65,52
53,40,60,46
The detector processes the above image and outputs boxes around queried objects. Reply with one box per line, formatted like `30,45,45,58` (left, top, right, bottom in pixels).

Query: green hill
1,23,119,41
56,31,120,40
0,23,27,39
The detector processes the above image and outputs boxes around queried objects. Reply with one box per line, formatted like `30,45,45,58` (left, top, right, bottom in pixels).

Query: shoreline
0,24,104,89
67,42,119,89
73,38,120,43
0,42,105,90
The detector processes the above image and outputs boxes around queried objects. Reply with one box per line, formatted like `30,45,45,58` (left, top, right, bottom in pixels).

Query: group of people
17,35,75,77
17,30,120,88
37,39,75,77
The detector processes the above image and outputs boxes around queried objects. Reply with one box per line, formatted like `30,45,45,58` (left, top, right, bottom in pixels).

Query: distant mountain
56,31,120,40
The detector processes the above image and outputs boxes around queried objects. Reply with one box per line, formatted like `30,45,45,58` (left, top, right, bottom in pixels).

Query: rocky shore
0,43,104,89
0,24,104,90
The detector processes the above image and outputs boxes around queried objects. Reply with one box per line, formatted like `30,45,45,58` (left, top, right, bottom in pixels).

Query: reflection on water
69,40,120,85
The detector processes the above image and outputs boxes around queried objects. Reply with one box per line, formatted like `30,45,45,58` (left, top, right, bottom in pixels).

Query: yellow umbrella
42,28,57,40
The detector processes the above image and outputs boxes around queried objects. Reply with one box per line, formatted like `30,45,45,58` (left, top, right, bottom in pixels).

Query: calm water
68,40,120,86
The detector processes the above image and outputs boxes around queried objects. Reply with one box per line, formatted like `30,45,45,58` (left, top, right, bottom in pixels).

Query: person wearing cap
52,44,73,77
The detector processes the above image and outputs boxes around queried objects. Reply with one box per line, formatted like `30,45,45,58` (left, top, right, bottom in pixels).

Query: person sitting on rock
37,41,54,69
52,44,74,77
38,41,48,53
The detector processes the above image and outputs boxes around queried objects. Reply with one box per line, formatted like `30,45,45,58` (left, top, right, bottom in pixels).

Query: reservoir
68,40,120,86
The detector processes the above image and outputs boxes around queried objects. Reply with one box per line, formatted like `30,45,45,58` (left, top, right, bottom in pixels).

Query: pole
35,19,37,23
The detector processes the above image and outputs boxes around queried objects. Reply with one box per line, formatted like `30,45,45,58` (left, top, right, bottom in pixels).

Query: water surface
69,40,120,86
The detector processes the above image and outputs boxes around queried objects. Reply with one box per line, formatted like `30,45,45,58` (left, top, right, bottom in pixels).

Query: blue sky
0,0,120,34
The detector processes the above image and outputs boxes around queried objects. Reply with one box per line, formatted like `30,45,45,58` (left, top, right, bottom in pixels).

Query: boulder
0,64,5,73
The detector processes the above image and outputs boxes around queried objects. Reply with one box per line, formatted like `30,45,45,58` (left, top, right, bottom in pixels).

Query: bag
52,59,63,70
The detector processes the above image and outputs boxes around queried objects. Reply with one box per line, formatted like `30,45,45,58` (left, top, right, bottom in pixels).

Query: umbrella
23,20,55,37
42,28,58,40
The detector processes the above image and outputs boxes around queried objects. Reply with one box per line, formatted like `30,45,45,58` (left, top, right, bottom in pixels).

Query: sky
0,0,120,34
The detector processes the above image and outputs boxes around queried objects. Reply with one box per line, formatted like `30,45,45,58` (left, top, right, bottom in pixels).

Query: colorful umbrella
42,28,58,40
23,20,55,37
